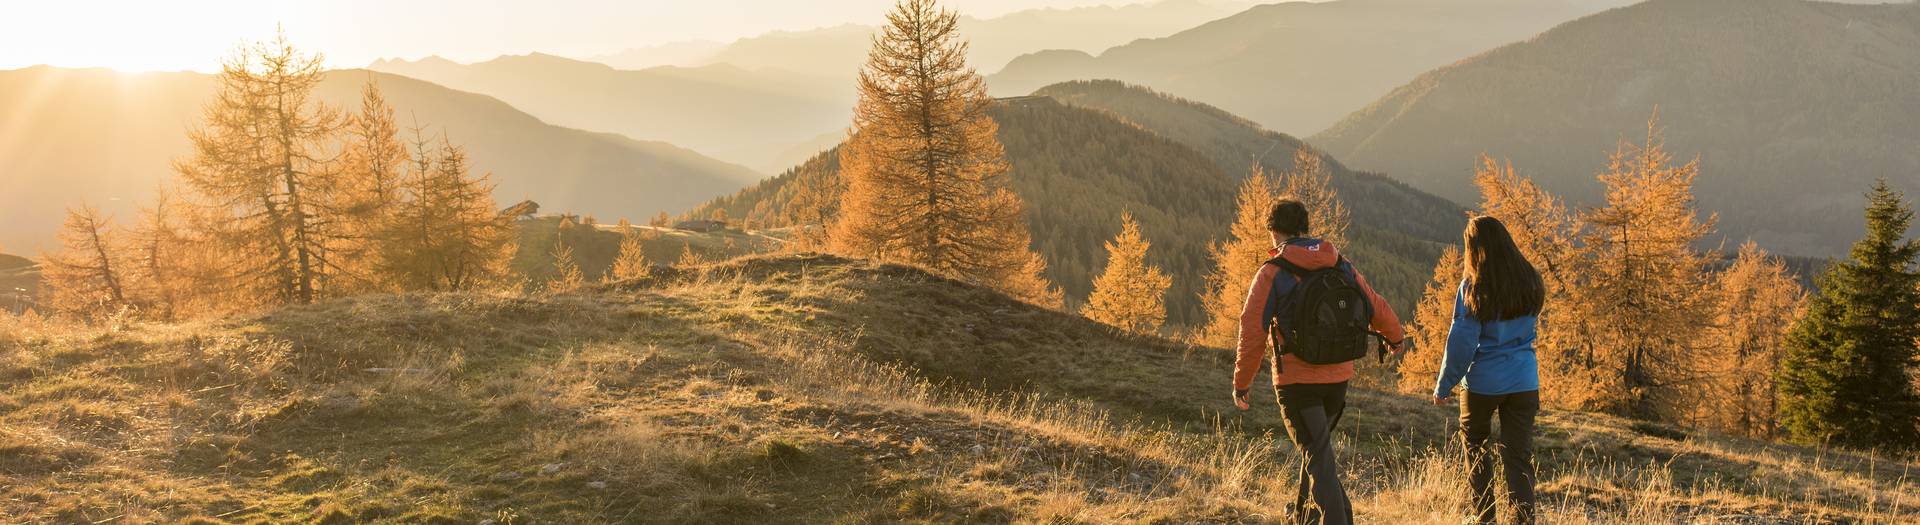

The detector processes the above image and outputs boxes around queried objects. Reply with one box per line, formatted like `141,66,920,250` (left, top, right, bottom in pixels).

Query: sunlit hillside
695,82,1463,324
2,255,1910,522
9,0,1920,523
0,66,760,252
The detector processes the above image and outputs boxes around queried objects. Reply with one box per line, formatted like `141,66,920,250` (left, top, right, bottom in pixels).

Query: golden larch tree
829,0,1060,307
380,134,517,292
677,242,706,268
1399,247,1463,395
608,232,651,282
1195,165,1277,348
41,205,131,319
1576,118,1717,420
1468,156,1604,409
174,33,345,306
547,241,585,294
1083,212,1172,335
332,79,410,293
126,189,218,320
1697,242,1804,438
1280,147,1350,248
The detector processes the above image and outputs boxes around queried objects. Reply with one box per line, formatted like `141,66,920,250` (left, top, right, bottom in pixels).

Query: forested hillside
694,85,1463,325
696,97,1237,324
1313,0,1920,255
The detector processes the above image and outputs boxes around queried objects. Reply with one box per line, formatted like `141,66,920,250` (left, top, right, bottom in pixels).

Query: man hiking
1232,199,1406,525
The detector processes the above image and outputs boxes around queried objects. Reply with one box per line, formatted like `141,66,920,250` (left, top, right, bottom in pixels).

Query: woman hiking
1231,199,1406,525
1433,215,1545,525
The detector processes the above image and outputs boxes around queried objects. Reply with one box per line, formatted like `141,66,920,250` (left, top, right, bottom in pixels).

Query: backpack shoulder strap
1270,255,1308,278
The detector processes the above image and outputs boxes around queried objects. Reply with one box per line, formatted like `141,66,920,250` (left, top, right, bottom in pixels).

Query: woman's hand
1233,388,1251,411
1433,394,1453,406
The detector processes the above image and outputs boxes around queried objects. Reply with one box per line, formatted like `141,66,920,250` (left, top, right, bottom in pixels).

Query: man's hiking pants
1275,381,1351,525
1462,390,1539,525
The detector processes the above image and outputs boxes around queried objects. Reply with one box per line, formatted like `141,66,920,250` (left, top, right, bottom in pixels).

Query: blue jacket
1434,280,1540,397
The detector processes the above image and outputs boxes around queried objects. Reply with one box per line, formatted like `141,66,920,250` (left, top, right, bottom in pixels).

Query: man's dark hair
1268,199,1310,237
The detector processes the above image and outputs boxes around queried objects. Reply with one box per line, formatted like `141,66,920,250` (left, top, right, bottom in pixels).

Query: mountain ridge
1311,0,1920,255
988,0,1639,136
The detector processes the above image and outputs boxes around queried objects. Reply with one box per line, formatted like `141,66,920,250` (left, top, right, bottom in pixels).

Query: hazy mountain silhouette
1313,0,1920,255
370,1,1248,173
989,0,1637,136
584,39,727,70
701,0,1252,78
369,53,852,173
0,66,761,252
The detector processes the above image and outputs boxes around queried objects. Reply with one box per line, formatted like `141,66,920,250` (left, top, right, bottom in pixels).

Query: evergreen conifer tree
1777,180,1920,449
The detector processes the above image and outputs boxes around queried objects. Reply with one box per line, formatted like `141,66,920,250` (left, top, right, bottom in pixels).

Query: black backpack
1262,253,1379,369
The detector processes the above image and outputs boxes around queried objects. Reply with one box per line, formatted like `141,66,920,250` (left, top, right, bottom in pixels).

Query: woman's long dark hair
1463,216,1545,321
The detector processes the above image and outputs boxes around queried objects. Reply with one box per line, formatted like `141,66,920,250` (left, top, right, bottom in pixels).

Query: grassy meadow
1,254,1911,523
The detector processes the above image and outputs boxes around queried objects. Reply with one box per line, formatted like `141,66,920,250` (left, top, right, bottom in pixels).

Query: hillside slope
697,97,1241,325
1033,80,1466,245
1312,0,1920,255
988,0,1637,135
696,85,1463,324
0,253,36,315
1,255,1909,522
0,66,760,252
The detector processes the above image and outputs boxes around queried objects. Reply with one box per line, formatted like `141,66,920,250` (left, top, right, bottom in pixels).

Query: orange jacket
1233,239,1404,389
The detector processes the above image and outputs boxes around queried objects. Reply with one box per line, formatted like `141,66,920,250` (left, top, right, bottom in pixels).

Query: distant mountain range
369,1,1252,173
368,53,853,173
695,81,1463,323
0,66,760,252
989,0,1638,136
582,0,1251,74
585,39,728,70
1313,0,1920,255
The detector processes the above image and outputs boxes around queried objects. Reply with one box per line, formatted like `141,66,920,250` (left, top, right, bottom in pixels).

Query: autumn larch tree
1195,165,1277,348
1280,147,1349,249
547,240,585,294
175,33,344,306
1777,180,1920,450
829,0,1060,307
1699,242,1804,438
1467,156,1602,409
41,205,131,319
1576,120,1717,420
333,78,410,293
1083,212,1171,335
1399,247,1463,395
126,189,215,320
608,231,651,282
380,132,518,292
676,242,706,268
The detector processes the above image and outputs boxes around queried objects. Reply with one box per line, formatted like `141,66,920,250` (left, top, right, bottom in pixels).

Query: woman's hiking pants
1461,390,1539,525
1275,381,1351,525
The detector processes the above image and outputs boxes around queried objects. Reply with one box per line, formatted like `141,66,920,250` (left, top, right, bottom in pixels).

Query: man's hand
1433,394,1452,406
1388,339,1409,357
1233,388,1251,411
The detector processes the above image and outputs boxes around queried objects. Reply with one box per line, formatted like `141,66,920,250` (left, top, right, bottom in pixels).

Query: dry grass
0,253,1912,523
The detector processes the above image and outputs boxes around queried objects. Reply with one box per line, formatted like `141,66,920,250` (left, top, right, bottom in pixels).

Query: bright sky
0,0,1150,73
